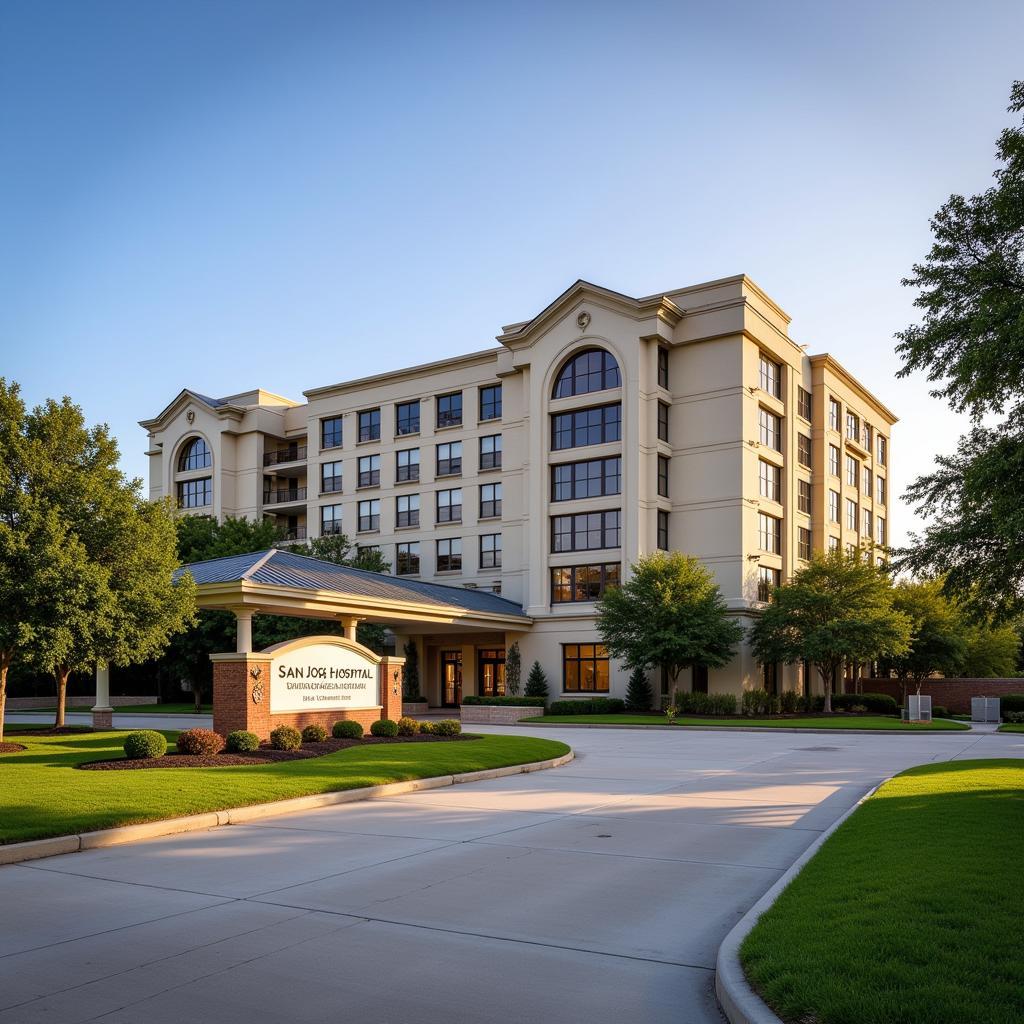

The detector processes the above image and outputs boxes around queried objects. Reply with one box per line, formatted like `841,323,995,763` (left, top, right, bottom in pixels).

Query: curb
0,750,574,866
714,779,885,1024
514,721,971,735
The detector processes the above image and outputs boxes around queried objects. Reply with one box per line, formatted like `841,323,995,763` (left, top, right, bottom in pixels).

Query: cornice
809,353,899,424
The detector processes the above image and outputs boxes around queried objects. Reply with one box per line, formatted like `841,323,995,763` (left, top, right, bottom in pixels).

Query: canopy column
234,609,255,653
91,663,113,729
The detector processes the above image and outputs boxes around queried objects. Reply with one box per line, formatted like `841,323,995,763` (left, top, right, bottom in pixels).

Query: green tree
962,622,1021,677
525,661,549,700
895,81,1024,619
749,551,912,713
596,552,743,689
403,640,421,699
305,533,391,573
505,641,521,697
625,666,653,711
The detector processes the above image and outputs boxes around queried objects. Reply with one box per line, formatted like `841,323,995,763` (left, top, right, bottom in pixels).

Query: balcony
275,527,307,545
263,486,307,506
263,444,307,468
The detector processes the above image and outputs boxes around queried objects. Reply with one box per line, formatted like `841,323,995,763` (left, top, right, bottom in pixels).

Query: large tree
596,552,743,691
962,621,1021,678
895,81,1024,619
749,551,912,713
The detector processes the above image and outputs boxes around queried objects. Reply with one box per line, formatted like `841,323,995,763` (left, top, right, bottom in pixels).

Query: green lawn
7,703,212,714
0,730,569,844
521,714,969,731
741,759,1024,1024
998,723,1024,733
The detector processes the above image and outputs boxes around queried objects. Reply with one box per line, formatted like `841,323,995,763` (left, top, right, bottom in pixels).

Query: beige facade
141,275,896,705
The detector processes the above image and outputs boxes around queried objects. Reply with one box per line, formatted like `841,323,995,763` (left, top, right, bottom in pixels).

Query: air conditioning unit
903,694,932,722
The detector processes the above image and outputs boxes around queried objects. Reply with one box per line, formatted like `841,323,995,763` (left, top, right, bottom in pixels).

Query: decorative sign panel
270,642,379,713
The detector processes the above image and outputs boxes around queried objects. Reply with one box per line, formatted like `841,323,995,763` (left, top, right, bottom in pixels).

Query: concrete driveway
1,723,1018,1024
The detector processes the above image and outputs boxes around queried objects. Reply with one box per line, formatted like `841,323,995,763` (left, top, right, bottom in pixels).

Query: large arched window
178,437,211,471
552,348,621,399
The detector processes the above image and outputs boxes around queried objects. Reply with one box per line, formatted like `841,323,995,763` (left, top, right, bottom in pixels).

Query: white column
92,663,111,711
235,610,254,653
340,616,360,641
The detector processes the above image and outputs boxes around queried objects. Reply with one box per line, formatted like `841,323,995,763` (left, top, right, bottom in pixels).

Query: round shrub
270,725,302,751
332,719,364,739
176,728,224,756
419,720,435,734
433,719,462,737
123,730,167,760
226,730,260,753
397,716,419,736
932,705,950,719
301,724,328,743
370,718,399,738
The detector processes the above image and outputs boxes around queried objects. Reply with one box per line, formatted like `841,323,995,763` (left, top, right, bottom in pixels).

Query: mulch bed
79,733,476,770
0,742,27,753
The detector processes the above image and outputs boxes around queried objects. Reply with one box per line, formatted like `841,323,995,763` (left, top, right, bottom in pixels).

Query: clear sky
1,0,1021,547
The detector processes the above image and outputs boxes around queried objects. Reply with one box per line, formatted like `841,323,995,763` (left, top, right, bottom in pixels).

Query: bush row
1000,694,1024,715
831,692,898,714
548,698,626,715
674,691,740,716
461,696,548,707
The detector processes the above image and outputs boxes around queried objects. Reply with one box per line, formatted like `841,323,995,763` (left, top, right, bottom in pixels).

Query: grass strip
520,714,969,730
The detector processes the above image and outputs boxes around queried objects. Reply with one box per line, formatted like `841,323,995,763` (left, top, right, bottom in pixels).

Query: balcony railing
263,486,307,505
263,444,307,467
275,527,307,545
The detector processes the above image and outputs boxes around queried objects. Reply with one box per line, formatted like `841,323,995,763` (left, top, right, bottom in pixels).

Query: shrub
402,639,421,701
433,719,462,737
525,661,549,699
664,703,679,724
932,706,950,719
832,692,898,715
419,720,435,734
780,690,800,714
123,730,167,760
270,725,302,751
301,724,328,743
332,720,364,739
547,698,625,715
742,688,771,716
461,696,546,707
1004,710,1024,723
226,730,260,753
999,694,1024,715
625,668,653,711
371,718,399,738
176,729,224,756
397,716,419,736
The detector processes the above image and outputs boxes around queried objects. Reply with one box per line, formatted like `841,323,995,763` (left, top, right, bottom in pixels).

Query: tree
749,550,912,713
895,81,1024,619
625,667,653,711
525,661,549,700
962,622,1021,677
596,552,743,689
305,533,391,573
505,641,521,697
403,640,421,699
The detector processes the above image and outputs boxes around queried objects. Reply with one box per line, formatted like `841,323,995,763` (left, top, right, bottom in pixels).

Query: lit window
551,563,620,603
553,349,621,399
562,643,611,693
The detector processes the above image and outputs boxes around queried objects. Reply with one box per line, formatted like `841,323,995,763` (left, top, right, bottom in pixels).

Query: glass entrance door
441,651,462,707
478,648,506,697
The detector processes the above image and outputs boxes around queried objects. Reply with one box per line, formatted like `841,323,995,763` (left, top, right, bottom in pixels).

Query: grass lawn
7,703,212,714
520,714,969,731
741,759,1024,1024
998,723,1024,733
0,729,569,844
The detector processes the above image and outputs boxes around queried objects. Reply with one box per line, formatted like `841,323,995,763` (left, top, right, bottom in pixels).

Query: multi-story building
141,275,896,706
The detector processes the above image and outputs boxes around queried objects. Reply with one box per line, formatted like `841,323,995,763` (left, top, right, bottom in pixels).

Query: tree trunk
822,664,834,714
54,666,71,728
0,651,9,744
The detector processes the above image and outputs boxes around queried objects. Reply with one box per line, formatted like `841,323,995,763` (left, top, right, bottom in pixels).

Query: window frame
479,532,502,569
479,433,502,471
395,493,420,528
176,477,212,509
357,498,380,533
178,437,211,472
320,460,343,494
758,511,781,553
436,487,462,524
395,447,420,483
395,400,420,437
759,408,781,451
759,353,782,398
321,416,343,450
396,541,420,575
436,391,463,429
320,503,343,536
479,482,502,519
562,643,611,693
797,386,812,421
552,348,622,399
759,459,781,503
551,563,621,604
436,441,462,477
657,401,669,442
357,453,380,488
551,456,621,501
551,403,621,451
479,384,502,422
358,408,381,443
436,537,462,572
550,509,621,553
657,509,669,551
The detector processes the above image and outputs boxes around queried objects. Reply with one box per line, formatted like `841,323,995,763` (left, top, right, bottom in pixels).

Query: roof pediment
138,389,245,431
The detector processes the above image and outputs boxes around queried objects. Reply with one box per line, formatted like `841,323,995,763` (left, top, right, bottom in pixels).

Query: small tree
505,641,522,697
525,661,549,700
625,667,653,711
403,640,421,700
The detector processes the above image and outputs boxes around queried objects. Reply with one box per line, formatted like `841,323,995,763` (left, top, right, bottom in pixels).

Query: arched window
552,348,621,399
178,437,211,472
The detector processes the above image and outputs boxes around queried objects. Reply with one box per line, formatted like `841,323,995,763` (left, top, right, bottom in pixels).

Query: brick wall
863,678,1024,714
460,704,542,725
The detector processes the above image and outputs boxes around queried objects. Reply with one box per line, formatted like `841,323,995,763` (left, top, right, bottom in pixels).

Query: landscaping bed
521,713,970,730
0,742,27,753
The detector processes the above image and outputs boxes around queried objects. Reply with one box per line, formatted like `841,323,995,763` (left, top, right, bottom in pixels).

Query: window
177,477,211,508
436,392,462,428
358,499,380,532
876,517,886,545
846,498,858,531
551,403,621,450
395,400,420,436
358,454,380,487
863,508,872,536
436,537,462,572
846,542,857,558
759,460,781,502
358,408,380,443
178,437,211,471
553,348,621,399
861,423,872,450
798,526,811,560
757,565,780,601
828,535,840,553
798,433,812,468
657,509,669,550
552,457,621,501
759,354,782,398
829,444,840,476
758,512,781,553
846,412,859,441
551,563,620,603
436,441,462,477
798,478,811,514
562,643,611,693
829,489,840,522
829,398,841,431
798,386,812,420
657,455,669,497
480,533,501,568
657,347,669,389
479,434,502,470
479,384,502,422
759,408,781,451
877,476,886,505
551,510,621,552
396,541,420,575
321,503,343,536
396,493,419,528
863,466,872,494
321,461,343,494
396,448,420,483
480,482,502,519
321,417,343,450
846,455,859,487
877,435,887,465
657,401,669,442
436,488,462,523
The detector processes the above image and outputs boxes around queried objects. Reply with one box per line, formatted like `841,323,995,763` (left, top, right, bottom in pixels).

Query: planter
402,702,429,715
460,704,541,725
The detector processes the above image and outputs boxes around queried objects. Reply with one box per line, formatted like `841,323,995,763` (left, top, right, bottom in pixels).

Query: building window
846,542,857,558
861,423,872,450
177,477,211,508
762,661,779,695
877,476,886,505
480,482,502,519
479,434,502,470
551,403,621,450
846,455,858,488
829,444,840,476
553,348,621,399
436,488,462,524
321,503,343,536
797,386,812,421
436,537,462,572
562,643,611,693
758,512,781,553
396,493,419,528
479,384,502,422
396,541,420,575
657,346,669,389
876,517,886,545
551,510,621,552
657,455,669,497
877,435,887,465
798,526,811,560
358,454,380,488
798,433,812,468
551,456,621,501
863,466,872,494
395,400,420,436
829,398,841,431
178,437,211,471
321,417,343,450
551,563,621,603
798,477,811,514
657,509,669,551
846,498,858,531
396,448,420,483
321,461,343,494
436,441,462,477
846,412,859,442
358,499,380,532
759,354,782,398
480,533,502,568
828,535,840,553
829,489,840,522
757,565,780,601
358,408,381,443
759,459,781,502
759,408,781,451
863,508,872,536
436,391,463,429
657,401,669,442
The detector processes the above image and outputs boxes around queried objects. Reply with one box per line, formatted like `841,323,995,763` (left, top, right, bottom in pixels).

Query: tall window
846,455,859,487
876,517,886,545
829,489,840,523
395,400,420,436
358,499,380,532
479,384,502,422
436,537,462,572
177,478,211,508
846,498,858,531
829,444,840,476
552,457,620,500
178,437,211,471
480,533,501,568
396,448,419,482
657,347,669,389
436,488,462,523
436,392,463,428
358,454,380,487
553,348,621,398
657,455,669,497
321,503,343,536
551,563,620,603
829,398,841,430
797,386,812,420
551,403,621,450
480,482,502,519
758,512,781,553
396,493,419,528
877,435,887,465
877,476,886,505
798,526,811,560
562,644,610,693
321,461,343,494
358,408,380,442
863,508,872,536
759,459,780,502
861,423,872,450
846,412,859,441
828,535,840,553
657,509,669,551
396,541,419,575
321,417,343,450
798,478,811,514
757,565,780,601
551,510,620,552
479,434,502,470
798,433,812,468
759,408,781,451
759,354,782,398
862,466,872,494
436,441,462,477
657,401,669,442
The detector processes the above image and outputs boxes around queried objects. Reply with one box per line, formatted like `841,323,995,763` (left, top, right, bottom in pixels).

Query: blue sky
1,0,1022,546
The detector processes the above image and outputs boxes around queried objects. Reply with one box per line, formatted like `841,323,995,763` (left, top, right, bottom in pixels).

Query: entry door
478,648,506,697
441,651,463,707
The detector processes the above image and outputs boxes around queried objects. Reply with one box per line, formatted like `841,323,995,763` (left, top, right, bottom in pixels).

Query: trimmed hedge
548,698,626,716
832,692,898,714
301,724,328,743
226,730,260,753
270,725,302,751
370,718,399,738
419,720,435,734
461,696,547,707
332,720,364,739
433,719,462,737
397,716,419,736
123,730,167,760
176,729,224,755
674,691,739,716
999,694,1024,715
